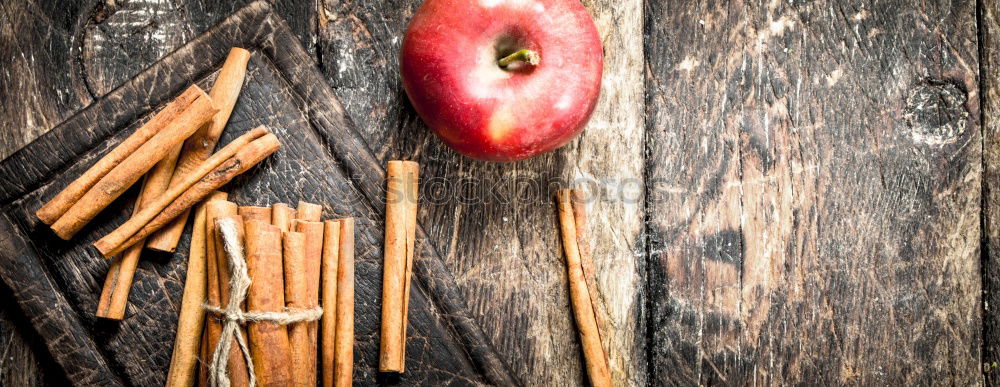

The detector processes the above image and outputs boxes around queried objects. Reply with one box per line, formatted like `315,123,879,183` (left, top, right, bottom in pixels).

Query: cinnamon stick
283,231,311,386
147,48,253,252
400,165,418,366
296,201,322,222
208,206,249,386
245,221,293,386
334,218,355,386
199,208,223,386
295,220,324,384
200,201,236,387
555,189,611,387
94,128,280,257
380,160,419,373
198,330,210,387
243,220,267,257
320,220,340,387
95,244,144,319
271,203,296,232
95,131,186,319
47,86,217,239
165,191,227,387
238,206,271,224
570,190,610,354
36,85,212,226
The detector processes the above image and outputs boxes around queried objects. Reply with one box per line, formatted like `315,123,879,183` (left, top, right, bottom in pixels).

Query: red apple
400,0,603,161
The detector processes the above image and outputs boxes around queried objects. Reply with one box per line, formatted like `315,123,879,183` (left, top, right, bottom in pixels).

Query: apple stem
498,49,540,68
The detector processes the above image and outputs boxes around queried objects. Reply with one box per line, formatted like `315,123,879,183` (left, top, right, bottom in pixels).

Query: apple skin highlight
400,0,604,162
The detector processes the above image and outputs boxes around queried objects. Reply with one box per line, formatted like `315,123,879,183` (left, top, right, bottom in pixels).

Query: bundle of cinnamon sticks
165,199,355,387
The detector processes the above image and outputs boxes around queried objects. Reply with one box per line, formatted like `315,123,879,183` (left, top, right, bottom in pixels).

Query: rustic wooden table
0,0,996,385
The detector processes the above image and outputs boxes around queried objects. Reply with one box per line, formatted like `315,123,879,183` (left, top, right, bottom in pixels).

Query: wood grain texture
982,0,1000,384
0,3,515,385
0,1,90,382
0,282,65,386
0,211,121,385
0,310,41,387
0,0,93,160
317,0,646,384
80,0,316,98
645,0,982,384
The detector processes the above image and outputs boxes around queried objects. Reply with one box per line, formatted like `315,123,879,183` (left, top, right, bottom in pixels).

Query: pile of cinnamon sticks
29,47,275,321
166,199,355,387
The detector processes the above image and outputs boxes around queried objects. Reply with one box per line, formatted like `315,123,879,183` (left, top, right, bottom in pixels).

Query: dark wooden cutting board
0,2,515,385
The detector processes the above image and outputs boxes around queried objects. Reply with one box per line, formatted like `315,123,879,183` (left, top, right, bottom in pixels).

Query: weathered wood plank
317,0,646,384
981,0,1000,384
645,0,982,384
572,1,646,384
81,0,317,99
0,0,92,159
0,211,122,385
0,0,95,383
0,287,58,386
81,0,196,96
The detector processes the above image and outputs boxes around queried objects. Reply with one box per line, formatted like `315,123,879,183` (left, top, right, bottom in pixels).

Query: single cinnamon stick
570,190,610,355
320,220,340,387
36,85,211,226
245,221,293,386
94,178,146,319
295,220,324,384
380,160,419,373
208,205,250,387
95,244,144,319
94,129,280,257
283,231,311,386
238,206,271,224
243,220,267,257
95,133,186,319
48,87,217,239
165,191,227,387
199,200,236,387
200,216,222,386
296,201,322,222
147,48,253,252
555,189,611,387
334,218,355,386
400,164,418,365
271,203,296,232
